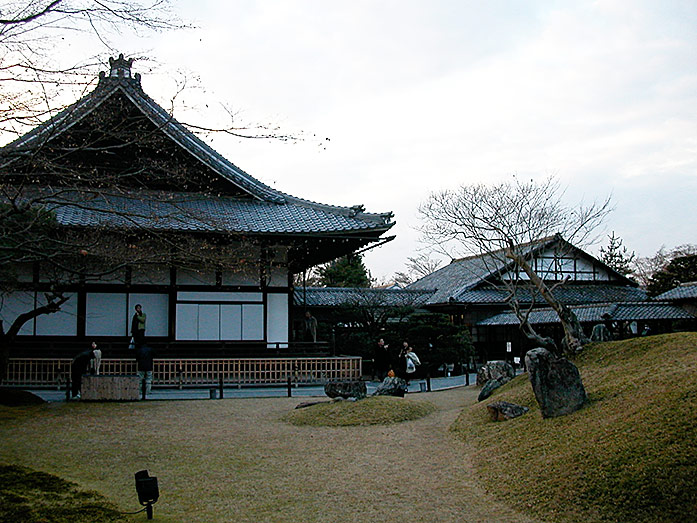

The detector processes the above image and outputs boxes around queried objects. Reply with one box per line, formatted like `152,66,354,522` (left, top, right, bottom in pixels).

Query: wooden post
66,374,71,401
287,376,292,397
426,374,432,392
219,375,224,399
465,362,470,386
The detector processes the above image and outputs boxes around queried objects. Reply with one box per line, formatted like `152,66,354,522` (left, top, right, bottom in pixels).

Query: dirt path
0,387,539,522
264,386,539,523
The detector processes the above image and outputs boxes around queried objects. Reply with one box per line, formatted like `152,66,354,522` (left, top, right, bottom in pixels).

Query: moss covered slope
451,332,697,523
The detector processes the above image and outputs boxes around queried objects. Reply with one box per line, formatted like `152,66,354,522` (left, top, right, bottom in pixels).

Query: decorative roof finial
109,53,133,78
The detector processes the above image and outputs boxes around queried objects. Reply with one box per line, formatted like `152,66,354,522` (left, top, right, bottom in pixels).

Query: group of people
70,304,153,399
373,338,421,383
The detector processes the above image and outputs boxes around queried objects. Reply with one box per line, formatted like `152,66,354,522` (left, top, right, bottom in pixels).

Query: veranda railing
3,357,362,388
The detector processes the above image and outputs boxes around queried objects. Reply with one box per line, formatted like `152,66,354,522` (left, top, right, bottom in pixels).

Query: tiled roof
294,287,436,308
1,57,394,237
406,251,504,304
37,189,391,235
453,284,647,305
654,282,697,301
407,236,637,306
477,301,694,326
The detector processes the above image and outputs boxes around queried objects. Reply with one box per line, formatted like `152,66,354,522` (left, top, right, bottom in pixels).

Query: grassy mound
284,396,438,426
0,388,46,407
0,464,125,522
451,332,697,523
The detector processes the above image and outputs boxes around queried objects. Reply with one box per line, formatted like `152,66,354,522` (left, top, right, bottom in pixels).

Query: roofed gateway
0,55,395,358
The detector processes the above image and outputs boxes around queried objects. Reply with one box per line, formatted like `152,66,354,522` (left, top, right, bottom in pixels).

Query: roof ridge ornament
110,53,133,77
98,53,142,87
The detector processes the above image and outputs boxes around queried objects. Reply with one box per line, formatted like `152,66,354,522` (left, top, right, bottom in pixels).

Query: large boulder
476,360,515,386
324,381,367,400
487,401,529,421
477,376,510,401
372,377,407,397
525,348,587,418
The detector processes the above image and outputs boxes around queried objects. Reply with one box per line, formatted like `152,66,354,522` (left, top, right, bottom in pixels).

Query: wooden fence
3,357,362,388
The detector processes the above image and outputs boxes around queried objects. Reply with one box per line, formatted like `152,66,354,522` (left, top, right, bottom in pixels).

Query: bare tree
393,253,443,286
633,244,697,287
0,0,184,136
418,175,612,357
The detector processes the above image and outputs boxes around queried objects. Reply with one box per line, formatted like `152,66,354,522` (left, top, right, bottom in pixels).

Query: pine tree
317,255,372,287
599,232,635,276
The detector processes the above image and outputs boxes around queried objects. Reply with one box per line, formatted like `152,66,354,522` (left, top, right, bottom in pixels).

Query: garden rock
590,323,612,342
324,381,367,400
525,347,587,418
476,360,515,386
372,376,407,397
477,376,510,401
487,401,529,421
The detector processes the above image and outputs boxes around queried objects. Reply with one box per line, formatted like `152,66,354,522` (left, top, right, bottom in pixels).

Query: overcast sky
65,1,697,281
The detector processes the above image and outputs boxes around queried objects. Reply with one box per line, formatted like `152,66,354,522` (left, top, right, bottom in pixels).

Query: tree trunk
505,247,589,357
0,293,70,383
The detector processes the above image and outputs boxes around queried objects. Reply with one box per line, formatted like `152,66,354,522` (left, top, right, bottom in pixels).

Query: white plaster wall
86,293,128,336
221,267,258,286
131,265,171,285
242,304,264,340
268,266,289,287
175,303,198,340
0,291,36,335
176,269,216,285
128,294,169,337
266,293,289,345
35,293,78,336
177,291,262,302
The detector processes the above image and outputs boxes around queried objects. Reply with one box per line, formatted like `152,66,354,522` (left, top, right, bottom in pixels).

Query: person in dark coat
304,311,318,342
135,343,154,398
131,304,146,348
71,348,97,399
373,338,390,381
395,341,409,381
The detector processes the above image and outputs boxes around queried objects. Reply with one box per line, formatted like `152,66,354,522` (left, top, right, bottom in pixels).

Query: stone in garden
476,360,515,386
477,376,510,401
372,376,407,397
525,347,587,418
295,400,330,409
324,380,367,400
590,323,612,342
486,401,529,421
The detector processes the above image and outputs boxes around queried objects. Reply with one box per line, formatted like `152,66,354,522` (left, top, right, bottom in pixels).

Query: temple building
0,55,394,358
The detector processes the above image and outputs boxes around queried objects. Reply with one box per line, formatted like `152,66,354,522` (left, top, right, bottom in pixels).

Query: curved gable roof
1,55,395,235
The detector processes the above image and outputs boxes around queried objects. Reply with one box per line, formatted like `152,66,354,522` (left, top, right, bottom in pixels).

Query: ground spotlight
134,470,159,520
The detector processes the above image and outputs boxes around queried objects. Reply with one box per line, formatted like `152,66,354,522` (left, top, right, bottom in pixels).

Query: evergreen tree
647,255,697,297
599,232,635,276
317,255,372,287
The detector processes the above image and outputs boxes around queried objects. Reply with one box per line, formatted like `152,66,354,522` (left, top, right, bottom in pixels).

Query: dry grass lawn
0,387,538,522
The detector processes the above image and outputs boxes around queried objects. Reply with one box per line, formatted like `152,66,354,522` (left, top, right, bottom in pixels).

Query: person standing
396,341,409,381
304,311,318,343
135,343,154,399
71,346,97,399
374,338,390,381
131,304,146,348
89,341,102,375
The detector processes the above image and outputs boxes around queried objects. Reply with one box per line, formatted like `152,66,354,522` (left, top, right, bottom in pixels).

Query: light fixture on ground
135,470,159,520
